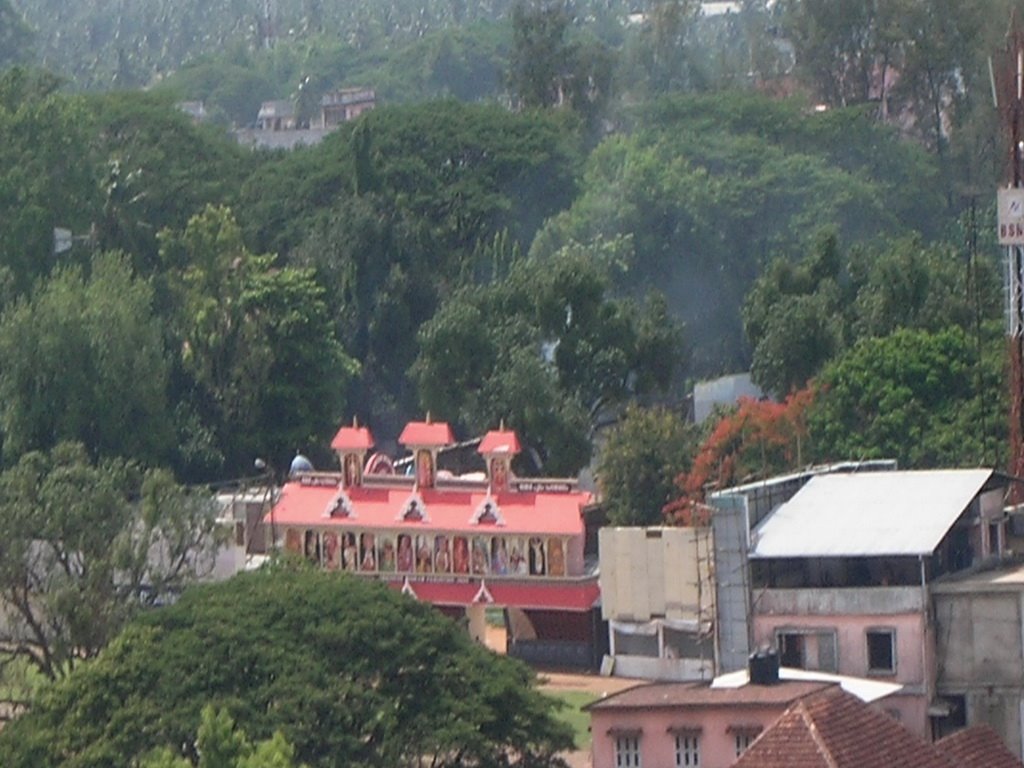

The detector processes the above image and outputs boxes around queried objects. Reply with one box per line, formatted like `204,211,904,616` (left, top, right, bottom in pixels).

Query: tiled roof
586,680,833,712
937,724,1024,768
732,687,957,768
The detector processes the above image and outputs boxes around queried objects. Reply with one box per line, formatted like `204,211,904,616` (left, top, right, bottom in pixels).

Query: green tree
0,69,99,298
160,205,358,477
142,707,304,768
531,92,941,375
780,0,904,107
849,235,987,339
0,567,573,768
0,442,222,681
743,232,1000,397
743,232,849,396
92,92,249,274
0,251,174,465
413,241,684,475
597,404,698,526
807,326,1005,468
508,1,575,109
507,1,613,128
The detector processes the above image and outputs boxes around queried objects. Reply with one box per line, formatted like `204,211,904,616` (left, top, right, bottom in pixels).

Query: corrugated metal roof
750,469,995,558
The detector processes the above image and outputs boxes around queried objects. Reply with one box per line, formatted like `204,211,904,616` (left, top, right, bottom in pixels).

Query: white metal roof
749,469,995,558
711,667,902,703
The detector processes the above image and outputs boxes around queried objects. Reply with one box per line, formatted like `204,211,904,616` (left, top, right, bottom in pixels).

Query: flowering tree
665,389,813,525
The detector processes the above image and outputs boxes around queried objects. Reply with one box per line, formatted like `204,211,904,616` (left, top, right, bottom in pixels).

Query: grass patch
544,689,598,750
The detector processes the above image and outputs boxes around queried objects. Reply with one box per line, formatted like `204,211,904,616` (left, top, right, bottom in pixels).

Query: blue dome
289,454,314,475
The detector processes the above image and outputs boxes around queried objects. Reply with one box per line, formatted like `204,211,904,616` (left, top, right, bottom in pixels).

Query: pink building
746,470,1010,740
265,418,604,667
588,677,836,768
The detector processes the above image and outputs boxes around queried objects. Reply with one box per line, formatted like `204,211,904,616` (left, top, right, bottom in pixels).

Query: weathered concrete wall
599,527,714,622
933,589,1024,757
758,587,925,616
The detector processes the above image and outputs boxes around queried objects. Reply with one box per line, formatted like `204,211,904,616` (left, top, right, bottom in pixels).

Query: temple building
266,418,606,668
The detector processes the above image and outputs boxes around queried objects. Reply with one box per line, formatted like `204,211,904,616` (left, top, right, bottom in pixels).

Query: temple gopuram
267,418,606,668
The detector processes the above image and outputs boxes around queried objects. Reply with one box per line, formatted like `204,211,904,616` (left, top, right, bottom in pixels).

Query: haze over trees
0,0,1017,739
0,0,1013,483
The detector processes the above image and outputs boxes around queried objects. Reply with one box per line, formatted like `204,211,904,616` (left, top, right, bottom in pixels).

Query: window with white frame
674,732,700,767
614,733,642,767
866,628,896,674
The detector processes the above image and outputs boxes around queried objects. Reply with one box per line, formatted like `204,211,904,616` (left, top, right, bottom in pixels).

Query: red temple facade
266,419,606,668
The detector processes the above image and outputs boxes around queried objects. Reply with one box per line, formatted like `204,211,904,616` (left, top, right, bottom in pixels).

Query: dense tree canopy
413,241,683,474
743,232,999,397
531,92,944,374
142,706,306,768
807,326,1005,469
159,205,358,477
597,404,699,526
0,566,573,768
0,252,173,465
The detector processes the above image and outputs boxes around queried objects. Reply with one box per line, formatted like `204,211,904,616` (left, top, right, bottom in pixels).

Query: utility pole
994,12,1024,499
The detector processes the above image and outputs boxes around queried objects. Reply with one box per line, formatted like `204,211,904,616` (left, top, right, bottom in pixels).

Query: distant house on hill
320,87,375,128
255,99,297,131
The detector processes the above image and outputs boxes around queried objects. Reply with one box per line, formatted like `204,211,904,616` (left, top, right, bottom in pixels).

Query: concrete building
320,88,375,127
708,461,897,673
598,526,715,680
746,469,1010,739
932,563,1024,755
255,99,297,131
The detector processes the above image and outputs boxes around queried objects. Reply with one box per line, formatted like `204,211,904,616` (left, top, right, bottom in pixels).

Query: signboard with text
999,188,1024,245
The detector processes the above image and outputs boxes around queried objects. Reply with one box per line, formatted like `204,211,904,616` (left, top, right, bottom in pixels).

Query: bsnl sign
999,188,1024,245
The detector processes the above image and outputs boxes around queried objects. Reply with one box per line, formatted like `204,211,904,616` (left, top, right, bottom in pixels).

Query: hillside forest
0,0,1018,509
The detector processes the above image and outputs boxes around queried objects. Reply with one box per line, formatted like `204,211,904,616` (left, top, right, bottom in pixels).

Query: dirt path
484,622,640,768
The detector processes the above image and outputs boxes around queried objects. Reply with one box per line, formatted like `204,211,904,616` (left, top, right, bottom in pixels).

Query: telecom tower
995,14,1024,496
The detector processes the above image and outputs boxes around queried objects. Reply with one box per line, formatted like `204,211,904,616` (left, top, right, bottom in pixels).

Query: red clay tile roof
586,680,834,711
732,687,957,768
399,421,455,446
937,724,1024,768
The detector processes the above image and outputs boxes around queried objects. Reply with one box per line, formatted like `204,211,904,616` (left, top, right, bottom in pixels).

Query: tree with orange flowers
665,389,813,525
